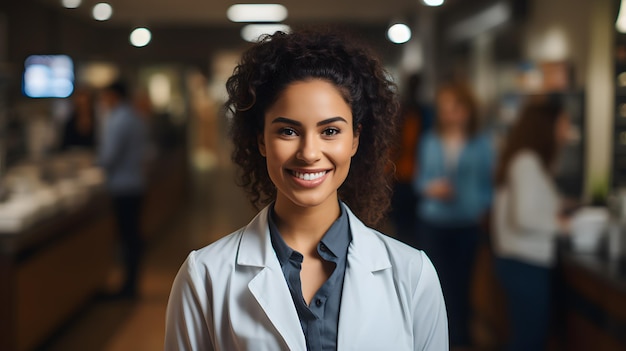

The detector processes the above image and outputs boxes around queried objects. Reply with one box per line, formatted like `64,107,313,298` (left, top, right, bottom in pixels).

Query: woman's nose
296,134,321,163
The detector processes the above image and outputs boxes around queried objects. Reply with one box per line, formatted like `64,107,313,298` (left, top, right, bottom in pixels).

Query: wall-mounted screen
23,55,74,98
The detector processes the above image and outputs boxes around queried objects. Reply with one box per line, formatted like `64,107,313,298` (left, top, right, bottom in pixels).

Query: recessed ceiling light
93,3,113,21
423,0,444,6
387,23,411,44
130,27,152,47
227,4,288,23
241,24,291,42
617,0,626,33
61,0,81,9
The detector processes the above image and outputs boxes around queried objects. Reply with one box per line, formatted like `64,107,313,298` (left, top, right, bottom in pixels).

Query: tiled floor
42,165,256,351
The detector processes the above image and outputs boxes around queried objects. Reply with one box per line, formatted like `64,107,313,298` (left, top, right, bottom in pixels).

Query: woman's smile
287,168,332,188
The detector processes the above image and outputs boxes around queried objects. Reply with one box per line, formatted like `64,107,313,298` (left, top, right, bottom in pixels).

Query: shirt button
320,244,328,252
315,299,323,307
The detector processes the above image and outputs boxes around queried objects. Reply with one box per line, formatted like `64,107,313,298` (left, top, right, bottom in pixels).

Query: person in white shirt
492,97,571,351
164,29,448,351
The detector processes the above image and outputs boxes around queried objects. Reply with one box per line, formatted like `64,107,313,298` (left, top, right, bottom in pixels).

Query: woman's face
437,90,470,130
259,79,359,210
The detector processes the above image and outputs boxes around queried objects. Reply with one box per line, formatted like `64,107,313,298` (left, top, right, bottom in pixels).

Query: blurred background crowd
0,0,625,350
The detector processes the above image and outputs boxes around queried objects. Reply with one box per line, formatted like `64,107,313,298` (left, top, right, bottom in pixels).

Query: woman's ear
351,124,361,156
258,134,267,157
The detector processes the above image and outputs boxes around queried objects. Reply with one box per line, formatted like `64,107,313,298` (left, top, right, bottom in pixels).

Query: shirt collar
268,202,351,264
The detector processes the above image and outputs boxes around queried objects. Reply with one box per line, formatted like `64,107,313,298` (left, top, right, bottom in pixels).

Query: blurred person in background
391,73,422,247
60,87,95,151
414,81,494,350
98,80,149,298
493,97,570,351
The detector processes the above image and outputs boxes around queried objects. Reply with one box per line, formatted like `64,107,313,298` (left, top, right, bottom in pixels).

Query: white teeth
293,171,327,181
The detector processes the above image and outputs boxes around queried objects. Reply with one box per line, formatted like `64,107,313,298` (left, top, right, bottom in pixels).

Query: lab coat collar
237,207,305,350
236,203,391,272
236,203,393,350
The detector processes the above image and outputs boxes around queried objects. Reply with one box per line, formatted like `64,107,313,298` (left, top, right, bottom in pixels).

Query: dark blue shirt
268,204,351,351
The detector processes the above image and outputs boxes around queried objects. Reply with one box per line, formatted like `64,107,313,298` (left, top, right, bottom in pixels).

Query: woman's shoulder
344,204,426,271
383,233,429,263
373,232,442,297
185,228,246,271
364,228,435,282
510,150,543,171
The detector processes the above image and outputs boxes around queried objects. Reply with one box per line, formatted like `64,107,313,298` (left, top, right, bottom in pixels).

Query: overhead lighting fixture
227,4,288,23
130,27,152,47
387,23,412,44
93,3,113,21
446,2,511,42
61,0,82,9
423,0,444,6
241,24,291,42
618,0,626,33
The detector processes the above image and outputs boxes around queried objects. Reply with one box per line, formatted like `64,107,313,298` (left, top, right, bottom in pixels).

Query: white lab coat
165,204,448,350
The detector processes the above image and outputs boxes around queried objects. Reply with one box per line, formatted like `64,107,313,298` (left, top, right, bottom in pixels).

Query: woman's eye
278,127,298,137
322,128,340,136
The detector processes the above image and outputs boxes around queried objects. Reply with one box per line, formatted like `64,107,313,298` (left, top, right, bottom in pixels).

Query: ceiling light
423,0,444,6
618,0,626,33
93,3,113,21
387,23,412,44
61,0,81,9
130,27,152,47
227,4,288,23
446,2,511,42
241,24,291,42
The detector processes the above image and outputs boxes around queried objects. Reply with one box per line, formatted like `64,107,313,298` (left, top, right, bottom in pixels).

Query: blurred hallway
41,163,256,351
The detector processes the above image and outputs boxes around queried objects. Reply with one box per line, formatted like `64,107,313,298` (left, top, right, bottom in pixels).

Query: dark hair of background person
435,81,480,137
104,80,129,99
494,96,565,187
225,28,400,226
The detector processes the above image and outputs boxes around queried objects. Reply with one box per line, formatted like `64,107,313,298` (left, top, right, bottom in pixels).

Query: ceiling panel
41,0,423,26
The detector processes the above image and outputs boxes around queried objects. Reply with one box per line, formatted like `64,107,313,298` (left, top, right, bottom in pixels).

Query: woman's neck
273,196,341,255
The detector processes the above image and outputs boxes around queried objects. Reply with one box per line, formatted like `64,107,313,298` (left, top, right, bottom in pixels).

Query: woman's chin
278,192,338,210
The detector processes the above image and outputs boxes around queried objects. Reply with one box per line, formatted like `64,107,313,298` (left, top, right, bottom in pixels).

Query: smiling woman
227,29,399,226
165,29,448,351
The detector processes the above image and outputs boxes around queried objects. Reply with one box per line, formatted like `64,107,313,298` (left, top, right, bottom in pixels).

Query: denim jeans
495,257,553,351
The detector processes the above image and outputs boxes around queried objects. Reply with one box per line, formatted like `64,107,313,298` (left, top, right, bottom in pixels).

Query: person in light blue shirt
98,80,148,298
415,130,493,225
413,81,494,349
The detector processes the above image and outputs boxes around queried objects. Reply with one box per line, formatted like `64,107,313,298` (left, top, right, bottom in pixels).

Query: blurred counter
0,148,188,351
558,240,626,351
0,188,114,351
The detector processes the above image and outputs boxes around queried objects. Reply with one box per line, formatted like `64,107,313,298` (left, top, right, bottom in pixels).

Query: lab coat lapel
337,205,393,350
237,207,306,351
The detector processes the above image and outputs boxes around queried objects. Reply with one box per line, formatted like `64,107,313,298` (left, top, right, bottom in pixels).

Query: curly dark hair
226,29,400,226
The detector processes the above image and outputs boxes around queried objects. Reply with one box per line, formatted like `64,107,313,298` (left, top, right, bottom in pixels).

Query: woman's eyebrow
271,116,348,126
317,117,348,126
271,117,301,126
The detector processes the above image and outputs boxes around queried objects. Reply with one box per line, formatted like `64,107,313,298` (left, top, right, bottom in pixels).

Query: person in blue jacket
165,29,448,350
414,81,494,349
